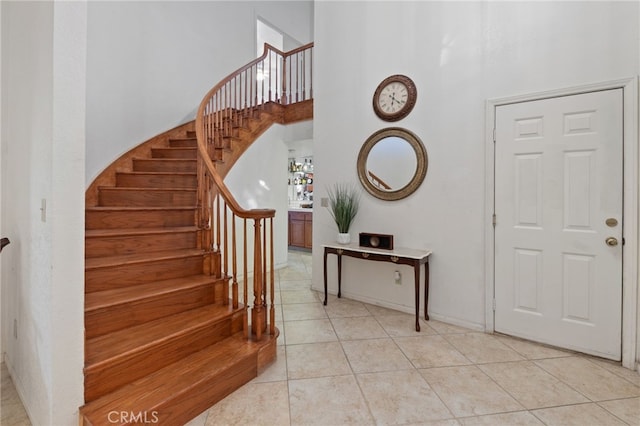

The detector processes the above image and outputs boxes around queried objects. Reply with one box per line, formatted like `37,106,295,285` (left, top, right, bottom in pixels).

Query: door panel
494,89,623,360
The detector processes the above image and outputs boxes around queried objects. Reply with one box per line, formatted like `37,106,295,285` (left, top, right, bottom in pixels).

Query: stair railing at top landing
195,42,314,341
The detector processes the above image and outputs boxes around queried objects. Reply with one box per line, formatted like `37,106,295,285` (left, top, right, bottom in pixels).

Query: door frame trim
484,77,638,370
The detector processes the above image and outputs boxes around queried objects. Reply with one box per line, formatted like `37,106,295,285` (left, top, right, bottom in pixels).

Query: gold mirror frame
357,127,428,201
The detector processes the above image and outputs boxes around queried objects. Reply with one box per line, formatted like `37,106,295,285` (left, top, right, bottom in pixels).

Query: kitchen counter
288,207,313,212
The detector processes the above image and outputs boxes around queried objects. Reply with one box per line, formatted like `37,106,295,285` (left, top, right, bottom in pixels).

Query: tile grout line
199,251,639,425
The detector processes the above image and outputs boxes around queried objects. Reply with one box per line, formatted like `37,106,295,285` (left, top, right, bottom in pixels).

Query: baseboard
312,284,484,332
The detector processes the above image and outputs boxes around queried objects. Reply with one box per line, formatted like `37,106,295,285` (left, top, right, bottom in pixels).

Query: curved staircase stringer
86,120,196,207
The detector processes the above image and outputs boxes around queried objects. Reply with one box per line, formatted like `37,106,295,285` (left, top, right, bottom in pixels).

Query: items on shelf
289,158,314,173
290,174,313,185
288,156,314,202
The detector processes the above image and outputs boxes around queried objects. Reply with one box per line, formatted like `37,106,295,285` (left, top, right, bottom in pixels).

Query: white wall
636,2,640,369
0,0,3,360
313,2,639,331
225,125,290,271
0,1,86,424
85,1,314,271
86,0,314,185
50,3,87,422
3,1,314,423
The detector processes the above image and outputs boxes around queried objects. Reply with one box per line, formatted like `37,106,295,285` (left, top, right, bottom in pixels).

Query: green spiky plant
327,183,361,233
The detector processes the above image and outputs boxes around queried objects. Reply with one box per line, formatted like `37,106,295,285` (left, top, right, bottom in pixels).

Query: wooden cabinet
288,211,312,249
289,215,305,247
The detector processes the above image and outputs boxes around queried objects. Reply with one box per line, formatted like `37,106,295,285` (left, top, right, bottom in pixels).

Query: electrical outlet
394,270,401,285
320,197,329,207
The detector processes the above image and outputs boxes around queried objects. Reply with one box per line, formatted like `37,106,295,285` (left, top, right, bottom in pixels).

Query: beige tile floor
1,362,31,425
2,250,639,425
188,250,640,426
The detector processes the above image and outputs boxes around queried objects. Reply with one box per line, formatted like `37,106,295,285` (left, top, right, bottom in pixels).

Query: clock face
373,75,417,122
377,82,409,115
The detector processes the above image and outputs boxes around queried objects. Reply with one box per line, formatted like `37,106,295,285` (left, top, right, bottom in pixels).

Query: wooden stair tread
98,186,196,192
85,304,239,366
133,158,196,163
151,147,197,159
86,206,196,212
80,331,276,420
152,147,196,151
170,138,197,142
85,248,203,270
85,274,221,312
85,226,198,238
81,86,298,415
116,171,197,176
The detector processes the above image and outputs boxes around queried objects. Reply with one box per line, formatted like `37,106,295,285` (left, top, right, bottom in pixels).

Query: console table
323,243,432,331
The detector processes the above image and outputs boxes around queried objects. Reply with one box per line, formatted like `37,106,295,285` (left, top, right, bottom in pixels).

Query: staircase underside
81,100,311,425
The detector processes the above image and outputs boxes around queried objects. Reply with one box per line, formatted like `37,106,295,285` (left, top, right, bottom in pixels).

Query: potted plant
327,182,361,244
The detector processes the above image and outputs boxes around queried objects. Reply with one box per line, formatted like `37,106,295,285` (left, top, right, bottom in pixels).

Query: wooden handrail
197,43,312,116
195,42,313,341
195,42,313,218
368,170,392,190
196,139,275,220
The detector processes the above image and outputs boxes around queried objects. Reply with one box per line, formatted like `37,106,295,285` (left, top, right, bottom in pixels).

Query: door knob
605,237,618,247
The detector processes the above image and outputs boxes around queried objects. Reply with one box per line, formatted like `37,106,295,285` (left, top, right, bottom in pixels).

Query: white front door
494,89,623,360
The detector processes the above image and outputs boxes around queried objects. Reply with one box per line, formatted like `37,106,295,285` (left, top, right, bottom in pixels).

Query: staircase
80,43,313,425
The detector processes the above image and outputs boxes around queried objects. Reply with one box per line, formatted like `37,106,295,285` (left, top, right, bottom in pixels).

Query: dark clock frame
372,74,417,122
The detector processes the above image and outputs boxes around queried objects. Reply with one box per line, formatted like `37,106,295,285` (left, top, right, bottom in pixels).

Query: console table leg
424,261,430,321
414,261,420,332
323,249,328,305
337,253,342,299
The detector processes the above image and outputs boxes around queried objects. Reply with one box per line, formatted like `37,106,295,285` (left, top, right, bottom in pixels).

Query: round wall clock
372,74,417,122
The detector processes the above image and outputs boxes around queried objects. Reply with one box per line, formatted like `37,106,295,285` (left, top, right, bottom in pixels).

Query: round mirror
357,127,428,201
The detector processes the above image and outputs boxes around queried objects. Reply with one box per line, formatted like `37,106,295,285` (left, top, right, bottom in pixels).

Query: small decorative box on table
322,243,432,331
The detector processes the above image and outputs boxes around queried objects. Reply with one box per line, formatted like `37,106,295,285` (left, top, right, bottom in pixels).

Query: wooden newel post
269,218,276,336
251,219,266,339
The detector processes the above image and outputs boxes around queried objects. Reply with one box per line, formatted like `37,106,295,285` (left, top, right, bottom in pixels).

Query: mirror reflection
357,127,428,201
366,136,417,191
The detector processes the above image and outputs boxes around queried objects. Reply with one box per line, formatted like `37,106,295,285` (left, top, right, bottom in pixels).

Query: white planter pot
337,233,351,244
